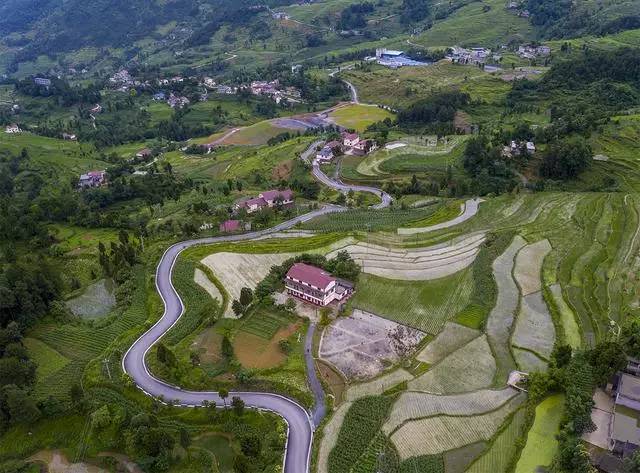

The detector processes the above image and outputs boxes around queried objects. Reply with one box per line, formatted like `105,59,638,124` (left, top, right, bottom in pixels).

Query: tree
2,385,40,424
284,298,296,312
233,454,250,473
221,336,234,360
219,388,229,407
550,344,572,369
179,427,191,450
239,287,253,308
622,317,640,357
540,137,592,181
156,343,177,367
231,396,245,416
70,383,84,406
232,299,244,317
278,339,292,354
624,449,640,473
240,435,261,458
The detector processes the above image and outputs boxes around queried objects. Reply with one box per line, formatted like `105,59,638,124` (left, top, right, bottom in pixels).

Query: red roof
260,189,293,202
219,220,241,232
286,263,335,290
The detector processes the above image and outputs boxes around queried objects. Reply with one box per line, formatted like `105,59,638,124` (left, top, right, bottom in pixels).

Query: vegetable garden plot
513,239,552,295
416,322,480,364
390,395,525,459
511,291,556,360
408,335,496,394
383,387,519,434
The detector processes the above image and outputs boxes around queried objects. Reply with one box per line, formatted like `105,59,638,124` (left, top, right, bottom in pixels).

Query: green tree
232,299,244,317
231,396,245,416
240,435,261,458
239,287,253,308
221,336,234,360
179,427,191,450
219,389,229,407
540,137,592,181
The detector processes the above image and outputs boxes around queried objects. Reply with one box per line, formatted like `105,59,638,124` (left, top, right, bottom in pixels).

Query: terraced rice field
397,199,483,235
511,291,556,360
327,233,485,280
408,335,496,394
513,239,552,296
548,284,581,348
350,269,474,334
485,236,526,383
466,408,527,473
416,322,480,365
390,394,525,459
383,388,518,434
345,369,414,402
512,348,548,372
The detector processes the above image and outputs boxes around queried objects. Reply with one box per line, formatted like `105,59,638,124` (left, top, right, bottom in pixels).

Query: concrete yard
319,310,425,380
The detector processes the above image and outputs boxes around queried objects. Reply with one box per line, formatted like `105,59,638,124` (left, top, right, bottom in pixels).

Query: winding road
122,142,393,472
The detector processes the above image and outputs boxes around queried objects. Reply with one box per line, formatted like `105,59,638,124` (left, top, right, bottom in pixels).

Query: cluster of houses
284,263,354,307
315,132,378,163
502,140,536,158
446,46,500,66
583,358,640,472
517,44,551,59
250,79,302,104
506,1,530,18
234,189,295,214
78,170,106,188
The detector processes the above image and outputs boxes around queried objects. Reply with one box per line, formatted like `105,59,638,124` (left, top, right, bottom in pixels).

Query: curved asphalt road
123,139,393,473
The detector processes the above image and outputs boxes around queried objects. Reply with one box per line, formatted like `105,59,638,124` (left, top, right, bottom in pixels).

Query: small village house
78,170,106,188
136,148,152,159
342,131,360,148
316,147,334,163
34,77,51,87
5,124,21,134
62,132,77,141
219,220,242,233
284,263,354,306
90,104,103,114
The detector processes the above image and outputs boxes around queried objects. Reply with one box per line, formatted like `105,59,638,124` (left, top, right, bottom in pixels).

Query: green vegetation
514,394,565,473
350,270,473,334
328,396,394,473
301,206,442,232
328,104,395,132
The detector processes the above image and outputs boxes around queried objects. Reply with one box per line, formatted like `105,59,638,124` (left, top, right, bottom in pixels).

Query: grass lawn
192,433,237,473
515,394,565,473
328,104,395,132
350,270,473,334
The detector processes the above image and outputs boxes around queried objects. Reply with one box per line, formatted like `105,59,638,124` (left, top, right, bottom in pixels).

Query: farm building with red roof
284,263,354,306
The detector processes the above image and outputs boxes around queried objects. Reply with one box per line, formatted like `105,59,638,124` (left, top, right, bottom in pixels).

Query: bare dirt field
326,233,485,280
416,322,480,364
191,327,223,364
234,322,301,369
319,310,425,380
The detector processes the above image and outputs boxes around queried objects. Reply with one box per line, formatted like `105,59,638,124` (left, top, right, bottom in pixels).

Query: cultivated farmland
486,236,526,383
383,387,519,434
512,291,556,360
466,408,527,473
200,252,293,316
390,394,525,459
513,239,552,296
345,369,414,402
326,233,485,280
416,322,480,365
350,269,474,334
408,335,496,394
